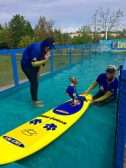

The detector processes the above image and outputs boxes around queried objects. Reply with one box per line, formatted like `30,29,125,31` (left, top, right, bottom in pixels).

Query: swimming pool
0,51,126,168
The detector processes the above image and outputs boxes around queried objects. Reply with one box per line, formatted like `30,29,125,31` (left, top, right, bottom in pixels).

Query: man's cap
106,65,117,73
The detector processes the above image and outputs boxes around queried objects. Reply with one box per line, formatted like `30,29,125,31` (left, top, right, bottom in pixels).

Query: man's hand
91,100,96,104
44,54,49,61
86,98,92,102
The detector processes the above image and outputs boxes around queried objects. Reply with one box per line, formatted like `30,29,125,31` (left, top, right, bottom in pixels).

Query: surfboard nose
0,94,92,165
0,137,24,165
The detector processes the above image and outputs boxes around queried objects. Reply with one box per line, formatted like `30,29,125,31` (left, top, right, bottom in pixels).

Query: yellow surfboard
0,94,92,165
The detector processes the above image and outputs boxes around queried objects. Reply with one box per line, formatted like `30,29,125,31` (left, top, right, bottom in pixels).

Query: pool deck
1,52,126,168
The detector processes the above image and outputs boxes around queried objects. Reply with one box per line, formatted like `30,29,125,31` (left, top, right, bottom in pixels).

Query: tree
74,24,92,44
0,29,5,49
121,29,126,38
9,14,34,48
52,29,71,46
69,24,92,45
0,23,13,49
18,35,34,48
0,29,4,43
92,8,124,39
91,10,100,42
115,29,126,39
0,24,3,30
62,33,71,45
52,29,63,45
34,16,55,41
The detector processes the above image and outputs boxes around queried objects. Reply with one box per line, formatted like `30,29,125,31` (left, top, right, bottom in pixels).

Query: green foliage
92,32,100,43
18,36,34,48
62,33,71,45
118,29,126,39
34,16,54,41
0,29,4,43
0,24,3,30
70,25,92,45
0,29,5,49
0,12,125,49
53,29,63,45
8,14,34,48
0,24,13,49
53,29,71,45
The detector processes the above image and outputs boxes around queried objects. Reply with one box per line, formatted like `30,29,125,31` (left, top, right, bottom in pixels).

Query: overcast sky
0,0,126,32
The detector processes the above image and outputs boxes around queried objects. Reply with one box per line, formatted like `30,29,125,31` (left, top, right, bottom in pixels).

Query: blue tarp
114,59,126,168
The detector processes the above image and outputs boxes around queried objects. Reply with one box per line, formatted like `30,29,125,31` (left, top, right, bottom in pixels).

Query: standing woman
21,37,55,107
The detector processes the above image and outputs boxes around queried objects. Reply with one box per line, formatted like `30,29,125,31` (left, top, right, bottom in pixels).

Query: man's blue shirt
96,73,119,97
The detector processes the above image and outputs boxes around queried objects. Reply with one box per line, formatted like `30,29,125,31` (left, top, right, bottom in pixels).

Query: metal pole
69,47,72,65
89,44,91,55
11,50,19,87
50,50,54,72
81,46,84,60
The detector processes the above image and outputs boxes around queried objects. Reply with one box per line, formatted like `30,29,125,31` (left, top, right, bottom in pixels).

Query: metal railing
0,43,99,93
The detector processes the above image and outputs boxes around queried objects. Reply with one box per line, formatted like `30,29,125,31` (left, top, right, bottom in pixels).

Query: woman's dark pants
21,65,39,101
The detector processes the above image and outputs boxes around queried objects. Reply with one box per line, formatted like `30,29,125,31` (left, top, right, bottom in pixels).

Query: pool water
0,52,126,168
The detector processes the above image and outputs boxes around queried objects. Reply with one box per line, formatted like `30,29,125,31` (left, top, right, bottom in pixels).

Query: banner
100,40,126,52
